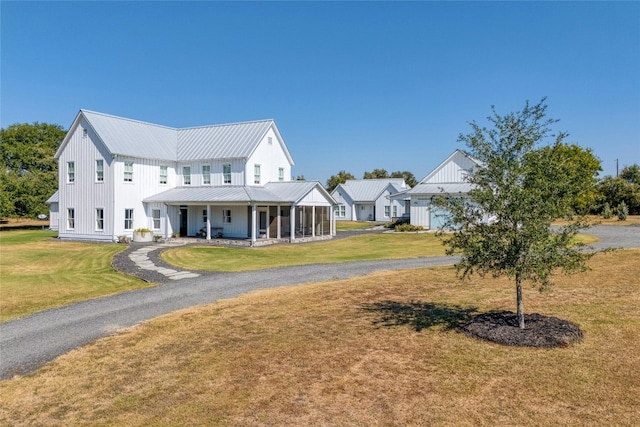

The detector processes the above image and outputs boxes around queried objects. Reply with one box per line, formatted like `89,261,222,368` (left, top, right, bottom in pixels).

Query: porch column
290,205,295,242
332,206,336,236
251,204,257,245
164,203,169,239
206,205,211,240
312,206,316,237
276,205,281,239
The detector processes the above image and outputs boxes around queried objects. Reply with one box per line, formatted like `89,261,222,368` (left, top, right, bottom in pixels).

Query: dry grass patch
1,250,639,426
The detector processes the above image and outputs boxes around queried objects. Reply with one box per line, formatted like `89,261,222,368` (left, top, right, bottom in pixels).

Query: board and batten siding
425,153,477,184
245,127,292,185
112,157,178,237
177,159,245,186
57,119,115,241
331,188,354,221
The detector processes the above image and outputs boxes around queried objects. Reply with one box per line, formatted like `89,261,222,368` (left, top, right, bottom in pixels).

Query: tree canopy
326,170,355,192
434,99,601,329
0,122,65,218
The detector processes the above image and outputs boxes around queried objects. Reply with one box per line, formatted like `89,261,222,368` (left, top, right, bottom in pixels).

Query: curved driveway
1,225,638,379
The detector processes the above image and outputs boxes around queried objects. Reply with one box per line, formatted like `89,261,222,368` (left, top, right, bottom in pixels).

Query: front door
180,208,188,237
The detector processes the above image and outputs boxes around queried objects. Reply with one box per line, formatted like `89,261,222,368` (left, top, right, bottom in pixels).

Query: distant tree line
1,121,638,219
326,169,418,192
1,122,65,218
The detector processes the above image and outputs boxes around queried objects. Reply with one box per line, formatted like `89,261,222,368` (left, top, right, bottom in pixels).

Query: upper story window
67,162,75,183
96,160,104,182
124,162,133,182
159,166,168,185
82,128,88,138
268,137,273,145
202,165,211,185
254,164,261,184
183,166,191,185
278,167,284,181
223,164,231,184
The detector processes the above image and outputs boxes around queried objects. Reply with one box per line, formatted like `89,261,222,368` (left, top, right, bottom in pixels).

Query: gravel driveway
1,224,638,379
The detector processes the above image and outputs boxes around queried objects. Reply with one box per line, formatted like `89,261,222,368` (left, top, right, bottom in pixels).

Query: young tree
325,170,355,192
435,99,600,329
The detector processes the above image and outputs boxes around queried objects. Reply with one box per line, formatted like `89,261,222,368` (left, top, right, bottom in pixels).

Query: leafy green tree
434,99,599,329
326,170,355,192
0,122,65,218
596,176,640,215
391,170,418,187
363,168,389,179
620,164,640,185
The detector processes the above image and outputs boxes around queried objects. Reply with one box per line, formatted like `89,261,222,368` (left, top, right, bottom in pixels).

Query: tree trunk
516,273,525,329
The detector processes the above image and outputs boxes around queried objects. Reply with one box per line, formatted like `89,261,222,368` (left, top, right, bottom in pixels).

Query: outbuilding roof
333,179,406,202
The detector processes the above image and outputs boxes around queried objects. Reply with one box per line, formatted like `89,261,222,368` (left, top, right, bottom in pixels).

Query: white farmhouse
48,110,336,244
331,179,409,222
395,149,481,229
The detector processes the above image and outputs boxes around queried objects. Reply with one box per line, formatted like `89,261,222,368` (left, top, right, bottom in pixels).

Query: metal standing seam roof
81,110,178,161
46,191,59,204
73,111,286,163
337,179,406,202
177,120,275,161
143,181,334,205
407,182,475,195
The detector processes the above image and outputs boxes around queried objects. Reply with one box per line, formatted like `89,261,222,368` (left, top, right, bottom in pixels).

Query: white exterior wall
424,152,476,184
331,188,354,221
48,203,59,230
178,159,245,186
410,197,431,228
245,127,292,185
57,119,115,241
112,156,178,238
298,188,334,206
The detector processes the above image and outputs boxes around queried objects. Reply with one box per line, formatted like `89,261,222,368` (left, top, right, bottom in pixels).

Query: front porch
167,233,334,247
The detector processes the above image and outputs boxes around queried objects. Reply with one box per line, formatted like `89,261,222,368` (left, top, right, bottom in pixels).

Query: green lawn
161,233,448,272
335,221,386,231
0,230,151,322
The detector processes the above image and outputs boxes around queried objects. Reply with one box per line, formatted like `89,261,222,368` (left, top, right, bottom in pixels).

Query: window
203,209,208,225
82,128,88,138
385,205,391,217
152,209,161,230
268,136,273,144
336,205,346,217
96,208,104,230
279,167,284,181
202,165,211,185
67,162,75,183
124,209,133,230
223,164,231,184
124,162,133,182
254,164,261,184
96,160,104,182
223,209,231,223
159,166,168,184
183,166,191,185
393,205,398,217
67,208,75,229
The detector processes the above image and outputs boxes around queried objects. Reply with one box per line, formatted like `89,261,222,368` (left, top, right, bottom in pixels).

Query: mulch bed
461,311,584,348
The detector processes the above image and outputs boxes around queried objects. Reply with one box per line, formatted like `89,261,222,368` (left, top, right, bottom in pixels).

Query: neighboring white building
331,179,409,222
50,110,336,244
394,150,481,229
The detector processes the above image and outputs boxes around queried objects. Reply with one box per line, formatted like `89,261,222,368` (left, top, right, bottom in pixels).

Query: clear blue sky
2,1,639,184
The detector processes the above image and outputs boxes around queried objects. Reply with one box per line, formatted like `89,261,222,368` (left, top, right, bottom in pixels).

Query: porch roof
143,181,335,205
